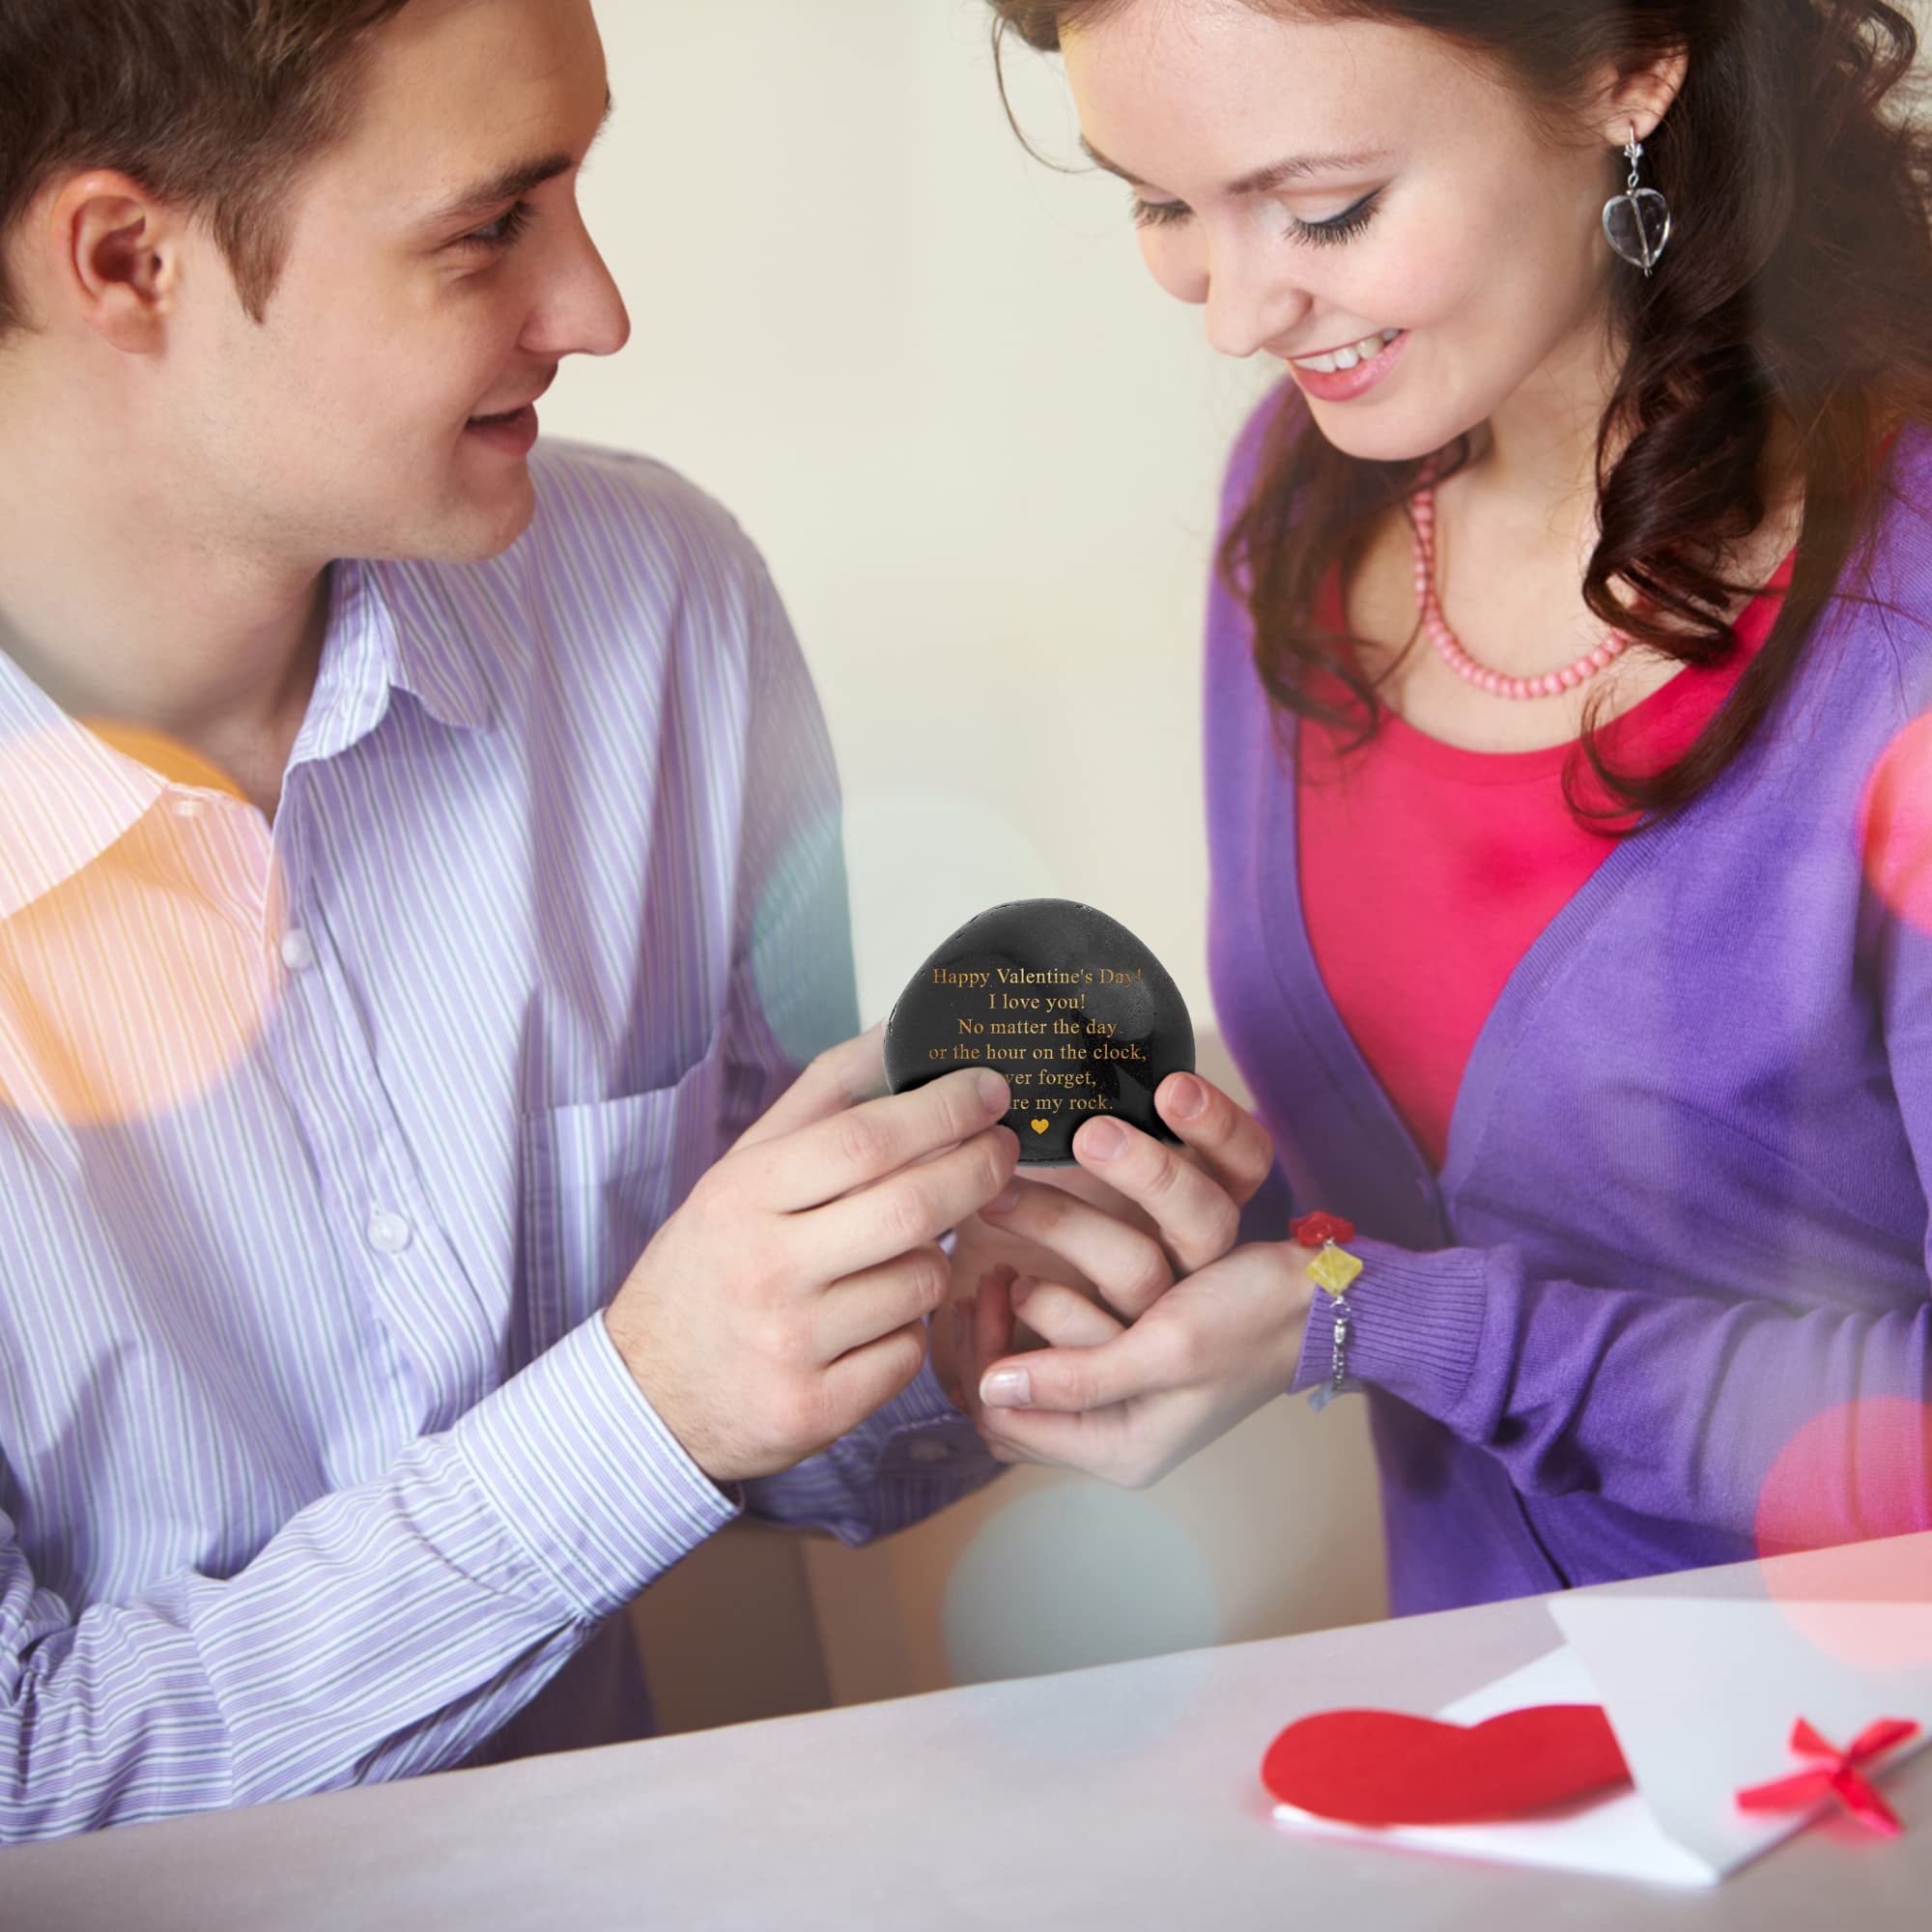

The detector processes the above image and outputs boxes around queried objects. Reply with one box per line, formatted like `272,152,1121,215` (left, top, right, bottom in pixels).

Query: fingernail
1009,1273,1036,1304
1081,1119,1125,1160
980,1368,1032,1408
1166,1074,1207,1121
984,1181,1021,1213
976,1068,1009,1112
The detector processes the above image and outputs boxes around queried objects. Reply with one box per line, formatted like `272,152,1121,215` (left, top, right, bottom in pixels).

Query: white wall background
558,2,1930,1723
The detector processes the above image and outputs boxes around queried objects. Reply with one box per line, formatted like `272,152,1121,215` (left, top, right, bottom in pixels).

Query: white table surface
7,1531,1931,1931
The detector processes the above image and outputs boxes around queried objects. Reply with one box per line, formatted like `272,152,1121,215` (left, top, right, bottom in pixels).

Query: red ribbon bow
1734,1717,1920,1838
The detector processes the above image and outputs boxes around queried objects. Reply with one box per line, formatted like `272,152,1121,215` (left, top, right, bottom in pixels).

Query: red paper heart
1263,1704,1632,1827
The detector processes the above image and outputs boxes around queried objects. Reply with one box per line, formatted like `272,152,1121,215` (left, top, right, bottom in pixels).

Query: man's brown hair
0,0,416,336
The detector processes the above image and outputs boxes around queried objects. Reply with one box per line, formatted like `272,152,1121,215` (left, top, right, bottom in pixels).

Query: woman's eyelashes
454,200,535,252
1129,196,1190,230
1130,187,1384,248
1293,189,1382,247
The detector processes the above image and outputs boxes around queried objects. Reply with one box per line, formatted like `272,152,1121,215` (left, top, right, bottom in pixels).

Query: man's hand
969,1070,1275,1319
603,1025,1019,1484
941,1068,1272,1386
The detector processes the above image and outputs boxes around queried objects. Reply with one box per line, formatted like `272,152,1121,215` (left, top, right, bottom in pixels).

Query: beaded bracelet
1292,1211,1365,1412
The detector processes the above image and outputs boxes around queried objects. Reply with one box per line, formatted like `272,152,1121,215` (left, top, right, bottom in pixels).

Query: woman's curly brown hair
986,1,1932,826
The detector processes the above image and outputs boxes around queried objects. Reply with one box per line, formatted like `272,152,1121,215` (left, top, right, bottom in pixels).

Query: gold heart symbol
1030,1119,1050,1135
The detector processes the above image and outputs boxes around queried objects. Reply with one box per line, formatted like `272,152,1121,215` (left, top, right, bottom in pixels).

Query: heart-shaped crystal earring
1602,121,1670,276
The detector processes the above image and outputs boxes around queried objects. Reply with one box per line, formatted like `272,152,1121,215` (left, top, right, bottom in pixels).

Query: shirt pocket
518,1019,731,1360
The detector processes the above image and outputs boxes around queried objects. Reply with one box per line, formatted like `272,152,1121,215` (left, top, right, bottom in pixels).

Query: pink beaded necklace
1409,484,1630,701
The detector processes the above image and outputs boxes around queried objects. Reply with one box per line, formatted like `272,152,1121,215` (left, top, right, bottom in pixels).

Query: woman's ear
1602,43,1691,151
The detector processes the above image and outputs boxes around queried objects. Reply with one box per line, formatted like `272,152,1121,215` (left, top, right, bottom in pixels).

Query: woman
951,0,1932,1614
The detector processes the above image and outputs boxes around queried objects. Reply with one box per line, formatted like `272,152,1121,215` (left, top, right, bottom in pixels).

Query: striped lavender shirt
0,440,995,1843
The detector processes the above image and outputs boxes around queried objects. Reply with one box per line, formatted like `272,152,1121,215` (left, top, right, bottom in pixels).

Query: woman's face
1059,1,1630,465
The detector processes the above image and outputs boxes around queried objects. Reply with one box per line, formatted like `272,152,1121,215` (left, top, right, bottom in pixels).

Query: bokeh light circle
746,782,1060,1073
943,1483,1219,1762
1858,712,1932,934
0,724,285,1127
1754,1395,1932,1668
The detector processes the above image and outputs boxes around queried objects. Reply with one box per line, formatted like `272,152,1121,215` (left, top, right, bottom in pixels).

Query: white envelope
1272,1598,1932,1888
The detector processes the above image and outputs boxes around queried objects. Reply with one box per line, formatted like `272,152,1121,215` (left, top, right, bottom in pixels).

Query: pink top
1297,547,1796,1169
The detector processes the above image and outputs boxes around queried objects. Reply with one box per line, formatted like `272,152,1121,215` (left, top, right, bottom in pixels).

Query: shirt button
170,795,205,820
280,929,316,973
366,1210,413,1255
907,1437,952,1464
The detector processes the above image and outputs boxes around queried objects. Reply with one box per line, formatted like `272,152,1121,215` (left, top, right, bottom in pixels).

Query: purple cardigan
1207,385,1932,1615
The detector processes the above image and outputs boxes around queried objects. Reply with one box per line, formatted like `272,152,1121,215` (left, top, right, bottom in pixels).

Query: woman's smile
1280,326,1409,400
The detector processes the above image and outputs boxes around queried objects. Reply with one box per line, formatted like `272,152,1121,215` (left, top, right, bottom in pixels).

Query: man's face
158,0,628,569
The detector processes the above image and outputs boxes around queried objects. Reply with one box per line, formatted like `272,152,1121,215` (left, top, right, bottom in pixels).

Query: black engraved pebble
883,897,1195,1165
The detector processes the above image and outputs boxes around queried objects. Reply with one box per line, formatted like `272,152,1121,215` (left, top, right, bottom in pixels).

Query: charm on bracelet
1293,1212,1366,1411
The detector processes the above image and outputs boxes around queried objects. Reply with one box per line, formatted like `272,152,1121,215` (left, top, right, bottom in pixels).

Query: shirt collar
0,554,495,923
333,554,497,738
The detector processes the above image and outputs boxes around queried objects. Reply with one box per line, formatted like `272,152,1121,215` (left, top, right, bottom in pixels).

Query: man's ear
43,170,192,355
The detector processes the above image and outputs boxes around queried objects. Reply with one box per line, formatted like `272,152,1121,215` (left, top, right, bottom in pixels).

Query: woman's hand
954,1240,1317,1489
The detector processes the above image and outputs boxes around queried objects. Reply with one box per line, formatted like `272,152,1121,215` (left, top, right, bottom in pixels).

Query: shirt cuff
452,1313,742,1623
863,1352,1004,1539
1289,1236,1490,1422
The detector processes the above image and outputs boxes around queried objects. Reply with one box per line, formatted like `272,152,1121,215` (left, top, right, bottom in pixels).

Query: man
0,0,1026,1840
